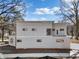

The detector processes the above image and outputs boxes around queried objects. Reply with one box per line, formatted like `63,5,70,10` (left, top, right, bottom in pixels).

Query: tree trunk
2,26,4,42
75,22,78,40
75,4,79,40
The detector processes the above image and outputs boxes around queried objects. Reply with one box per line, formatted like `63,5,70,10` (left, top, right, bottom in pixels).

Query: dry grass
71,39,79,43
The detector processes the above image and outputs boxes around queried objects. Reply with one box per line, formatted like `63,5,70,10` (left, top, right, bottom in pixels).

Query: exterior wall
16,22,67,36
52,23,67,36
16,36,70,48
16,21,53,36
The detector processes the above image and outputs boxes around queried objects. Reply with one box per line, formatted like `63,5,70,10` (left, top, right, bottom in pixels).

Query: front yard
71,39,79,43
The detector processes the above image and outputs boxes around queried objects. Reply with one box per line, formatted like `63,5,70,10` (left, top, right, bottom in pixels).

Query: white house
0,21,74,59
1,20,79,59
9,21,70,49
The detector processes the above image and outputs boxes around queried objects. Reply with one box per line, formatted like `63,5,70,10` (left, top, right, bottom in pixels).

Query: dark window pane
37,39,42,42
32,28,35,31
17,40,22,42
52,29,55,31
56,30,58,35
22,28,26,31
56,39,64,43
47,29,51,35
60,29,64,31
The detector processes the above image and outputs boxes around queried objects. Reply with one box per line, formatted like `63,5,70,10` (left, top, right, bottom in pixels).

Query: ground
71,39,79,43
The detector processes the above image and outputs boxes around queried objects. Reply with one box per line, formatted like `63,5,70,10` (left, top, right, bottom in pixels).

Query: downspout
15,21,17,48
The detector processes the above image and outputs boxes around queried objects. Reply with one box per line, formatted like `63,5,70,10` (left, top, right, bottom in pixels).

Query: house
9,21,70,49
1,21,78,59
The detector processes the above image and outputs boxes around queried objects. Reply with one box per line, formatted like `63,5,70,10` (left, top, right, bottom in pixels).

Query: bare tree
60,0,79,40
0,0,25,42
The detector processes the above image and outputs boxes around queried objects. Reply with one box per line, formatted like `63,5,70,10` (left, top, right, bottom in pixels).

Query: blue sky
24,0,61,22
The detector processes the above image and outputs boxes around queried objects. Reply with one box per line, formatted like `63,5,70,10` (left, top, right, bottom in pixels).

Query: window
22,28,26,31
47,28,51,35
56,30,58,35
52,29,55,31
32,28,36,31
60,29,65,35
56,39,64,43
60,29,64,31
17,39,22,42
37,39,42,42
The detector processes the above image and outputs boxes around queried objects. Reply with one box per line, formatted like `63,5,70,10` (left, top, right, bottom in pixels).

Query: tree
0,0,25,42
60,0,79,40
